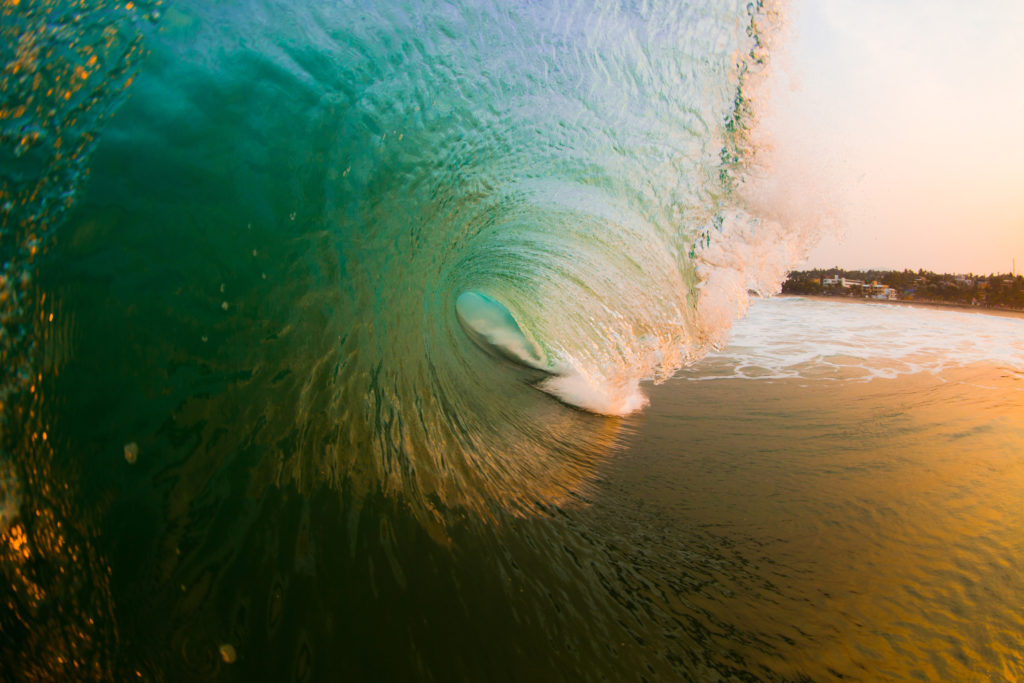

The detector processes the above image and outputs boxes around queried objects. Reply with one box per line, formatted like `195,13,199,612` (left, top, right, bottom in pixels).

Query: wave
0,0,818,528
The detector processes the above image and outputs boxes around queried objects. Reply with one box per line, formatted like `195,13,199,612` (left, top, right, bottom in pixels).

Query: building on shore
823,275,864,288
823,275,896,300
865,281,898,300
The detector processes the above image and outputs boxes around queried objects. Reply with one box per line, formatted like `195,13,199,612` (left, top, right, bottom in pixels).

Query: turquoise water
2,0,781,529
5,1,1024,680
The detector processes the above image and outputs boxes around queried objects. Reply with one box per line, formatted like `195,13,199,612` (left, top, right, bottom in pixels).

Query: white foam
684,296,1024,382
538,369,649,417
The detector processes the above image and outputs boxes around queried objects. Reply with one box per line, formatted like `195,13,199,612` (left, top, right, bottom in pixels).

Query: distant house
875,287,898,300
823,275,865,288
865,281,897,300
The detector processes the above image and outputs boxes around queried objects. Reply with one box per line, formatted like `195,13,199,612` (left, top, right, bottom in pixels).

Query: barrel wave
2,0,803,530
10,5,1024,681
0,0,830,677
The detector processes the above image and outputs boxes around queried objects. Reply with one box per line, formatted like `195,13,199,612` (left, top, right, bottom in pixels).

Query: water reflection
605,363,1024,680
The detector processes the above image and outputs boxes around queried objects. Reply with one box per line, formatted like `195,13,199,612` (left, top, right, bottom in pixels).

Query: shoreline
777,294,1024,321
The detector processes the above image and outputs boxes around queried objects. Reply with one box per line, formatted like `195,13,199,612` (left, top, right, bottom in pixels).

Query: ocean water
3,0,1024,680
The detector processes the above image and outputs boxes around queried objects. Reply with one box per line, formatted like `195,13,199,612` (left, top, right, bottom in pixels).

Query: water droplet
219,643,237,664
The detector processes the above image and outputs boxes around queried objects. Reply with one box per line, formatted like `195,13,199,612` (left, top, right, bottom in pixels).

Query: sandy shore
778,294,1024,321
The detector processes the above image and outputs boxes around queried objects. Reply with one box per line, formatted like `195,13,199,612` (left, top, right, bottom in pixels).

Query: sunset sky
771,0,1024,275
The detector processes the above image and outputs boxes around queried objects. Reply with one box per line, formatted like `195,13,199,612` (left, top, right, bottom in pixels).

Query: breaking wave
1,0,816,526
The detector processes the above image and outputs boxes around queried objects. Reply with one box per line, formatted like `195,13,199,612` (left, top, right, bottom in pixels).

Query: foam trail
538,372,650,417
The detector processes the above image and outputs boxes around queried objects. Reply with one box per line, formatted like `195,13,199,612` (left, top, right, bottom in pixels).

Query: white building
823,275,865,288
824,275,897,299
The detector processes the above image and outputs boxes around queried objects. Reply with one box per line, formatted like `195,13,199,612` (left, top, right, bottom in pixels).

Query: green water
4,0,1024,680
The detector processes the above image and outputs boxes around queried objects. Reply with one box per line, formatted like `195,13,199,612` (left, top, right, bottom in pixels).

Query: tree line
782,268,1024,310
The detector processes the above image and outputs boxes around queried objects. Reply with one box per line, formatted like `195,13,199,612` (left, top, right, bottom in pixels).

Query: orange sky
765,0,1024,274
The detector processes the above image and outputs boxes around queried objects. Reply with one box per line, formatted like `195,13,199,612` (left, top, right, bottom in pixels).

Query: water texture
1,0,789,530
5,0,1023,681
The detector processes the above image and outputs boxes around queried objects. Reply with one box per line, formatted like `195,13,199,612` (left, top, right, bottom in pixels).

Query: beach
782,293,1024,320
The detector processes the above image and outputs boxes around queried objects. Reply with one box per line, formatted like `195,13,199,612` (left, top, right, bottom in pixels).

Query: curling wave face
3,0,802,525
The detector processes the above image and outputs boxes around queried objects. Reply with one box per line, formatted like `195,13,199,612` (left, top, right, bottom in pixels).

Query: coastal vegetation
782,268,1024,311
